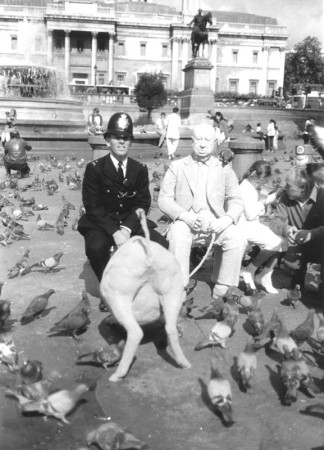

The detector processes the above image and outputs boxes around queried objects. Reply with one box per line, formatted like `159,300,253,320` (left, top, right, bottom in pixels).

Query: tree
284,36,324,94
134,73,167,121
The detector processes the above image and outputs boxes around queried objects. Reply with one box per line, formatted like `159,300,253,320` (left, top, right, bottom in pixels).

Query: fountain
0,64,87,154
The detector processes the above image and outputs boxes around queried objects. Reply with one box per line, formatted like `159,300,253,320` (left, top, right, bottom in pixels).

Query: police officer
78,112,168,311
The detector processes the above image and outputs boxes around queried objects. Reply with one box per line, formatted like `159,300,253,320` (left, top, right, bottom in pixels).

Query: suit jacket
158,154,243,223
78,154,151,237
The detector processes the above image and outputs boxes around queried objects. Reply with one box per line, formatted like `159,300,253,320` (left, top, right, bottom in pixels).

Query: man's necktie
117,161,124,182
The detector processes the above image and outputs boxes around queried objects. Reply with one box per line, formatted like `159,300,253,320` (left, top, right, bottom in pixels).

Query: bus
288,93,324,109
68,84,136,104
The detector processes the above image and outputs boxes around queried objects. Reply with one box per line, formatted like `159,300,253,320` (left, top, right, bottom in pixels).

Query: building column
171,37,179,90
108,33,114,84
278,47,286,92
91,32,98,85
181,38,189,89
47,30,53,66
210,39,217,91
64,30,71,82
260,45,269,96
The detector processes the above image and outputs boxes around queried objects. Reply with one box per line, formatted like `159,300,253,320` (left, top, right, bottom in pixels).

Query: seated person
3,130,32,177
239,161,287,293
158,122,245,300
155,112,167,148
87,107,104,135
78,112,168,311
269,166,324,296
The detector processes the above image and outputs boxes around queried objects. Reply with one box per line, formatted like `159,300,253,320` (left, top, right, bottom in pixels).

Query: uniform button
119,204,123,207
116,211,119,215
107,189,110,193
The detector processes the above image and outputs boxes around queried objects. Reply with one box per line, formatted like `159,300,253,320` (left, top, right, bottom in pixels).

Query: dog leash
189,232,216,278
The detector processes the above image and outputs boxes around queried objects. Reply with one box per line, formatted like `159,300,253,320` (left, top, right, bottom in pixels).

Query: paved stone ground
0,139,324,450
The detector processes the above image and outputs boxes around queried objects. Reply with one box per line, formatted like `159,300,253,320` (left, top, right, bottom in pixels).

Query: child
239,160,287,293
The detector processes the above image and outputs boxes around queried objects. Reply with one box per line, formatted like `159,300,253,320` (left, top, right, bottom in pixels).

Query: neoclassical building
0,0,288,96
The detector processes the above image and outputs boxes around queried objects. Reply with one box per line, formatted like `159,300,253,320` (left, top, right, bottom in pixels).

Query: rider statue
188,9,212,58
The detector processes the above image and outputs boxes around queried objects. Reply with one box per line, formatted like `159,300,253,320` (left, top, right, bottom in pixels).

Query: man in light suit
158,123,245,299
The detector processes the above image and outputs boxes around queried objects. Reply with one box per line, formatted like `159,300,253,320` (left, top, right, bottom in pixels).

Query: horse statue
189,11,212,58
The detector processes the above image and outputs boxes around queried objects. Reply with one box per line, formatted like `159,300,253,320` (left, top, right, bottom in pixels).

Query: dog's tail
136,208,153,266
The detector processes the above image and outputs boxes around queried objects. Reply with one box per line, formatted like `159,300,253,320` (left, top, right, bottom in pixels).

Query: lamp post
94,64,97,87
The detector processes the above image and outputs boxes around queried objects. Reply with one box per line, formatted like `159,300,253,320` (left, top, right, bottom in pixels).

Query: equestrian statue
188,9,212,58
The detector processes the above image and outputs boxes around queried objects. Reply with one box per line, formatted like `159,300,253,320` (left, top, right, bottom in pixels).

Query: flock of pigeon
0,125,324,449
0,154,146,449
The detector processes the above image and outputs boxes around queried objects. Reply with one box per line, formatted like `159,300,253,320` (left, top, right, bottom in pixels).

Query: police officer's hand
113,229,130,248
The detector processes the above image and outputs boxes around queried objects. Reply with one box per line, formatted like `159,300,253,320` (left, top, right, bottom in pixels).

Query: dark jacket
4,138,32,164
78,154,152,237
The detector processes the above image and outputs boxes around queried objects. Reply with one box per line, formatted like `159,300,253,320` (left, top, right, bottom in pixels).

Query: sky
157,0,324,49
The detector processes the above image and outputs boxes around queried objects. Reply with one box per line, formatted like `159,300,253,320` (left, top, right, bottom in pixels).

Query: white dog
100,209,191,382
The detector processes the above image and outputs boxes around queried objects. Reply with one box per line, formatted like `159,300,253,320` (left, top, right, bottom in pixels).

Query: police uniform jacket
78,153,152,237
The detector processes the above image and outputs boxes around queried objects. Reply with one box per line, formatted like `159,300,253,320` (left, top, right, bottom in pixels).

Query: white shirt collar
110,153,128,173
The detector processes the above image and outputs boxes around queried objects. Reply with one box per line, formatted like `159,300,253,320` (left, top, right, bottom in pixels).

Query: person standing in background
265,119,276,151
165,107,181,160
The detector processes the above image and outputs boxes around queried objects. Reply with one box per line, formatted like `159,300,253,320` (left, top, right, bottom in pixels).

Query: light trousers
238,220,288,252
167,220,246,296
166,138,179,157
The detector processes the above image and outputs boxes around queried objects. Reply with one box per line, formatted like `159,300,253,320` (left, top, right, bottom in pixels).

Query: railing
70,92,137,105
219,22,288,36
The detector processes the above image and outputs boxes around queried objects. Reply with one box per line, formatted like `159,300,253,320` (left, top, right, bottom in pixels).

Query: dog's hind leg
107,297,144,382
160,288,191,369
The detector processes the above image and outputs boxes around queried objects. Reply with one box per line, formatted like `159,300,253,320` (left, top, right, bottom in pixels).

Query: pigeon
239,292,265,313
247,299,265,336
20,360,43,384
254,309,282,345
273,321,298,356
20,289,56,325
290,309,315,346
191,297,225,321
7,249,31,278
55,212,65,236
300,402,324,418
31,204,48,211
237,336,257,391
48,290,91,339
0,228,10,246
34,251,66,273
36,214,55,231
0,282,10,327
284,284,302,308
0,337,19,372
9,225,30,241
76,340,125,369
207,355,233,426
306,336,324,355
317,313,324,343
279,345,301,405
19,370,62,401
87,421,146,450
307,124,324,158
195,317,234,350
291,347,320,396
17,383,89,424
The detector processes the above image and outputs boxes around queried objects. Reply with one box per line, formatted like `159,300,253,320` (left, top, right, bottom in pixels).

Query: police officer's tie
117,161,124,182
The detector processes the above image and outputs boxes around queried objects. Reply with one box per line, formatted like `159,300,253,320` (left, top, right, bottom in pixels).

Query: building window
268,80,276,97
35,37,42,53
232,50,238,64
72,73,88,85
77,40,84,53
115,72,126,85
140,42,147,57
54,38,63,51
98,39,106,53
249,80,258,94
11,36,17,51
98,73,105,85
229,79,238,93
252,51,258,64
117,42,125,56
162,44,168,57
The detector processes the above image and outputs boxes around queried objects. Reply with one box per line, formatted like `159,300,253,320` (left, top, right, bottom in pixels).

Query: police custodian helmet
104,112,134,140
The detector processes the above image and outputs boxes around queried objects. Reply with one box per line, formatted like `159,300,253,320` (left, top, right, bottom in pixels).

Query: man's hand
113,228,130,248
294,229,311,245
287,226,298,245
210,216,233,234
179,211,201,230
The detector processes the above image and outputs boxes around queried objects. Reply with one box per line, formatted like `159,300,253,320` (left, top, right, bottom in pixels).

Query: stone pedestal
180,58,214,120
88,135,109,160
229,136,265,179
